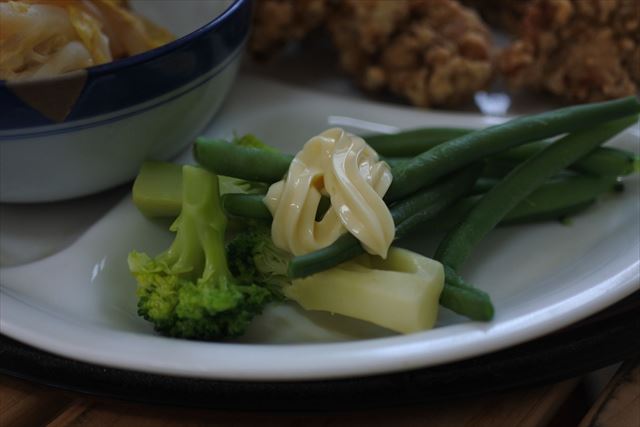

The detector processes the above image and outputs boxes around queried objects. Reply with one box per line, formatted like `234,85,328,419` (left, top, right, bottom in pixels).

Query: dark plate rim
2,291,638,411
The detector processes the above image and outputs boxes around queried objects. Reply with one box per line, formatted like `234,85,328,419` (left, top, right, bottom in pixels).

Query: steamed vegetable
128,166,276,339
366,128,638,178
424,174,619,232
492,144,639,178
129,96,639,337
132,161,183,218
441,266,494,321
222,167,494,322
225,223,291,294
195,137,293,183
132,161,267,218
194,97,639,198
436,116,637,270
226,225,446,333
386,96,640,200
286,248,445,334
364,127,472,157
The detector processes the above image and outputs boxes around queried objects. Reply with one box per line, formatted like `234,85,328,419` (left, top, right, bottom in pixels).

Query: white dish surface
1,75,639,381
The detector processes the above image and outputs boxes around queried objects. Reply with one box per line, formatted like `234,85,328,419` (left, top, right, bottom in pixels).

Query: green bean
481,159,522,179
288,233,362,279
410,144,638,179
421,174,615,233
493,143,639,177
194,138,293,183
436,118,634,320
417,196,480,233
391,171,480,239
382,157,410,169
386,97,640,201
442,196,597,230
220,171,613,226
386,141,637,181
222,193,333,221
435,116,637,270
287,166,481,278
441,266,494,320
573,148,639,176
470,178,500,195
196,106,637,188
371,130,637,178
222,164,481,224
501,175,616,224
439,285,493,321
223,166,618,279
505,200,595,225
364,128,473,157
222,194,271,219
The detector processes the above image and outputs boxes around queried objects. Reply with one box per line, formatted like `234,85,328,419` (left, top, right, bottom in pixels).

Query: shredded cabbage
0,0,174,80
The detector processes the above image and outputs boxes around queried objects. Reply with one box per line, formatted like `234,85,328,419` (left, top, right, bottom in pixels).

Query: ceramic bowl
0,0,251,202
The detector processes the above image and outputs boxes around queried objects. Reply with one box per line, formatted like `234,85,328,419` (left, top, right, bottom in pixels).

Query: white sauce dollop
264,128,394,258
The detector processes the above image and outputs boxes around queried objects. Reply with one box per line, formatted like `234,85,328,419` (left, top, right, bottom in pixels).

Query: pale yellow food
285,248,445,334
264,128,394,258
0,0,174,80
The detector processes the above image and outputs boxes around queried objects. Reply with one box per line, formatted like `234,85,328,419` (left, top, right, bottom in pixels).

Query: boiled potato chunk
285,248,444,334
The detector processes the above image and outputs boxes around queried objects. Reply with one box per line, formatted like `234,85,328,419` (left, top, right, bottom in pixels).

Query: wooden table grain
1,360,637,427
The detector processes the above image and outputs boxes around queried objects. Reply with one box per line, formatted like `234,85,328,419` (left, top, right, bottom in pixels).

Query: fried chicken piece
461,0,532,34
500,0,640,103
327,0,494,108
250,0,329,59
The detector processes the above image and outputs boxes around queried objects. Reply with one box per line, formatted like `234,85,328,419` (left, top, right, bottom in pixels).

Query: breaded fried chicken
327,0,494,108
500,0,640,103
461,0,532,34
250,0,329,59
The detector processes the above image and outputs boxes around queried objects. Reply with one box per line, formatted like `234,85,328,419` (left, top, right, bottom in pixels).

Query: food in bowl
0,0,250,203
0,0,175,80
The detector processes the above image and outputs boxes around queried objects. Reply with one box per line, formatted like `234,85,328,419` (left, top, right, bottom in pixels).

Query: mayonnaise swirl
264,128,394,258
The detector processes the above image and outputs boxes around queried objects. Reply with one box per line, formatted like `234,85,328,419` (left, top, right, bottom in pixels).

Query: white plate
1,75,639,381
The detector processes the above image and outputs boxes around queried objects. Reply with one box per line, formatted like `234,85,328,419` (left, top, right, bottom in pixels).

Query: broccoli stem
129,165,276,340
132,161,183,218
182,166,230,280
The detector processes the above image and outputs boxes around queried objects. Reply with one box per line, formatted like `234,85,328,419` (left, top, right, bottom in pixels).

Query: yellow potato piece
285,248,444,334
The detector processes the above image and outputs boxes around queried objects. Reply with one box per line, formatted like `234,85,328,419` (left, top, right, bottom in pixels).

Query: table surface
1,359,638,427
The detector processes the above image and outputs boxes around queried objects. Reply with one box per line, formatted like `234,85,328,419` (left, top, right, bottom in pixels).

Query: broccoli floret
226,223,291,297
128,165,274,339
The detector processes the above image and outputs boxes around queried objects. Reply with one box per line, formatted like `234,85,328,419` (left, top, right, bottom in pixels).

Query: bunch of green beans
434,116,637,270
195,96,640,321
365,130,638,178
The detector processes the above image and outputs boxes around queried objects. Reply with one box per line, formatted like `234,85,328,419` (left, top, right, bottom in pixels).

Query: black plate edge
1,291,639,411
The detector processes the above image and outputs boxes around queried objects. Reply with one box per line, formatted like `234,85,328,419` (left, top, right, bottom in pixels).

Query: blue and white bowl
0,0,251,202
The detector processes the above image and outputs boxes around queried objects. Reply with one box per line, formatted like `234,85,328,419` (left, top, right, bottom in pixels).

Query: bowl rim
0,0,247,86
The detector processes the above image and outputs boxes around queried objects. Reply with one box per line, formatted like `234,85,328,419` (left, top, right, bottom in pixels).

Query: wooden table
1,359,638,427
